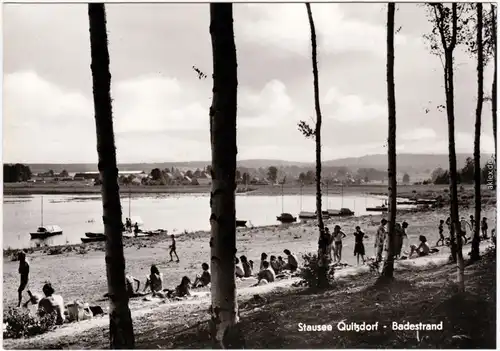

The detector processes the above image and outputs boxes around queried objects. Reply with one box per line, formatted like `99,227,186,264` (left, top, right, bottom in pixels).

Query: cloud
323,87,386,123
237,3,408,58
401,127,437,141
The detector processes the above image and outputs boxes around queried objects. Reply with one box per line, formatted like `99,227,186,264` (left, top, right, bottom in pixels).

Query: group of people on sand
124,217,140,236
15,252,99,326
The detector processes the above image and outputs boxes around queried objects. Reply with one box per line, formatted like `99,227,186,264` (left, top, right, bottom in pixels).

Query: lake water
3,193,409,249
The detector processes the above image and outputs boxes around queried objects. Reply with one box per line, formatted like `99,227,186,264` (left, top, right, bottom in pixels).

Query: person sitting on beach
353,226,366,265
253,261,276,286
240,256,253,278
375,219,387,263
192,263,211,288
126,274,142,297
17,251,30,308
277,256,286,272
270,255,280,274
234,257,245,278
144,265,163,295
38,282,65,325
283,249,298,272
259,253,269,271
169,234,180,262
481,217,489,240
436,219,445,246
166,276,192,298
332,225,347,263
249,260,254,271
409,235,430,258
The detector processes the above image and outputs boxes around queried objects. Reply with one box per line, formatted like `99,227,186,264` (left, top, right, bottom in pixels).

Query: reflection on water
3,193,408,249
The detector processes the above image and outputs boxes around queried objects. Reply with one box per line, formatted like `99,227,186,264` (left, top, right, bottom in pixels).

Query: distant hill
16,153,493,175
322,153,493,173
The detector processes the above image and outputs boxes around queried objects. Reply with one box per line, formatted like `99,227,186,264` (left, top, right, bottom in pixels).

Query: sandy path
8,239,493,346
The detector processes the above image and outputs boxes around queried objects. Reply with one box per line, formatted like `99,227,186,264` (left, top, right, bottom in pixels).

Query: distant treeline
430,157,495,187
4,164,32,183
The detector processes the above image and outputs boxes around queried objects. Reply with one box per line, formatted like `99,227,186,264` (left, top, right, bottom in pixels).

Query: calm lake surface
3,193,409,249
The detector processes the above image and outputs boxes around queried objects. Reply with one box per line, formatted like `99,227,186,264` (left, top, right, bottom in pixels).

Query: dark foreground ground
5,247,496,349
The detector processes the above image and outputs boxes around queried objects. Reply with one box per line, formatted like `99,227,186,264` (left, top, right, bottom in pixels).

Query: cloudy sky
3,3,496,163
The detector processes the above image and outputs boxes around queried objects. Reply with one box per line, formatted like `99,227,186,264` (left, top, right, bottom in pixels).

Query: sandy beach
3,200,496,313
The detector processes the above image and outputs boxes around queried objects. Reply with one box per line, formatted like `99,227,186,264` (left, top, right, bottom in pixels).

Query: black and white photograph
2,1,497,349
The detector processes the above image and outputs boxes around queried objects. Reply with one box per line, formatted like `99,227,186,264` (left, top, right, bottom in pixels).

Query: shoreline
3,183,464,196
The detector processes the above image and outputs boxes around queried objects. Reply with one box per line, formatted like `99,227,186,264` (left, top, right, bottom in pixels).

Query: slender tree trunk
471,3,484,262
88,3,135,348
381,2,397,280
491,5,497,165
208,4,243,348
306,3,327,287
446,4,465,292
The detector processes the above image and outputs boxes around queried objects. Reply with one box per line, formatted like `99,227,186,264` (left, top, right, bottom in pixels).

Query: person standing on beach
436,220,445,246
17,252,30,307
375,219,387,263
481,217,489,240
353,226,366,265
169,234,179,262
332,225,347,263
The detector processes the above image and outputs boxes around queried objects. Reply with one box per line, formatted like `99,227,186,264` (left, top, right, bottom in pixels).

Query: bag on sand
66,300,93,322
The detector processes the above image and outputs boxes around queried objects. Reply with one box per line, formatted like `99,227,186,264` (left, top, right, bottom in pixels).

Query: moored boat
366,205,388,212
236,220,247,227
328,208,355,217
85,232,105,238
277,213,297,223
298,211,316,220
30,225,63,239
81,236,106,243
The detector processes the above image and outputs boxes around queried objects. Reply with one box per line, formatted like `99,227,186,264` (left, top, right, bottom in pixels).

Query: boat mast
128,186,131,219
281,182,284,213
326,180,329,209
41,196,43,227
300,182,303,211
341,182,344,208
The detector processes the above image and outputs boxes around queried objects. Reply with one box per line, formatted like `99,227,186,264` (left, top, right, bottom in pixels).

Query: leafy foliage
297,253,335,288
297,120,316,139
3,307,57,339
267,166,278,183
3,164,32,183
192,66,207,80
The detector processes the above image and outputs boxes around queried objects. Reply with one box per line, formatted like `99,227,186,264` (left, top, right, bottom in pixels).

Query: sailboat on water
30,196,63,239
325,182,355,217
276,178,297,223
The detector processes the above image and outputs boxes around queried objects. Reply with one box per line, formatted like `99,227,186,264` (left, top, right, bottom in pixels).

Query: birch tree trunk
88,3,135,348
471,3,484,262
305,3,327,287
381,2,397,280
208,3,243,348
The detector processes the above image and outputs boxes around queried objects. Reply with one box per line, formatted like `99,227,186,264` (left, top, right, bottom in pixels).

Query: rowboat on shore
327,208,355,217
81,236,105,243
298,211,316,220
85,232,105,238
366,205,388,212
277,213,297,224
236,220,247,227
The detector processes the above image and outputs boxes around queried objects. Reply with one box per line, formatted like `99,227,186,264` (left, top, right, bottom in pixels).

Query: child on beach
283,249,298,272
169,234,180,262
192,263,211,288
144,264,163,295
253,261,276,286
460,217,471,243
353,226,365,265
235,257,245,278
332,225,347,263
17,252,30,308
375,219,387,263
481,217,489,240
436,219,445,246
259,253,269,271
166,276,192,298
270,256,280,274
240,256,253,277
409,235,430,258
